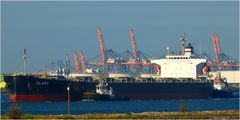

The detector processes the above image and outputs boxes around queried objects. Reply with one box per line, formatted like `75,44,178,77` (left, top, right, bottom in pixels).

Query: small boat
211,72,234,98
82,81,129,101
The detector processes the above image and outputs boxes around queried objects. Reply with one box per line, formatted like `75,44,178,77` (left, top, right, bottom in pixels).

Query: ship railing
70,77,99,83
100,77,213,84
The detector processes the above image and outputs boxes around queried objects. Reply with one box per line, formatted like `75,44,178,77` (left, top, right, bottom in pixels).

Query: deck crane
97,26,106,65
73,50,80,73
130,29,139,63
80,50,87,73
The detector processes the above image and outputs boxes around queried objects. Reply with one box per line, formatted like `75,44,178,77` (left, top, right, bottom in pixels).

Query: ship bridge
151,34,208,79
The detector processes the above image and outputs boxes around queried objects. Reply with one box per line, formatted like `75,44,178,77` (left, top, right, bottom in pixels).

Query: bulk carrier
3,33,214,102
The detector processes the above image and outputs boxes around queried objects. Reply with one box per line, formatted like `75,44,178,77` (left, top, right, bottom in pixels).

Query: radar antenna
180,33,188,54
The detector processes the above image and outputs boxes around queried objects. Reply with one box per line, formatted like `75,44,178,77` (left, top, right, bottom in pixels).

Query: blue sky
1,1,239,73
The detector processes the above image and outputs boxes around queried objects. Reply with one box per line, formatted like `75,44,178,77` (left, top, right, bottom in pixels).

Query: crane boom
80,50,86,73
212,34,219,64
97,26,106,64
73,50,80,73
214,34,222,63
130,29,138,63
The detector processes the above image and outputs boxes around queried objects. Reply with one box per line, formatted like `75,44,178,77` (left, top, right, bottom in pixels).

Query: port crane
128,29,158,73
88,27,157,74
210,33,239,69
97,26,106,65
73,50,80,73
130,29,139,63
212,34,221,65
80,50,87,73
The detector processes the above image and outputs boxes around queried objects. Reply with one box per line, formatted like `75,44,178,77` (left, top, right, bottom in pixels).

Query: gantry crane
210,33,239,68
130,29,139,63
80,50,87,73
97,26,106,65
73,50,80,73
212,34,222,64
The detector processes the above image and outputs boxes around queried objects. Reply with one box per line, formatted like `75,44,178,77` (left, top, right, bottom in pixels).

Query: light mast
23,48,28,74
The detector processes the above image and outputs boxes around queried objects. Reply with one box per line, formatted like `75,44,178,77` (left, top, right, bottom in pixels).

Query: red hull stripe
10,94,69,102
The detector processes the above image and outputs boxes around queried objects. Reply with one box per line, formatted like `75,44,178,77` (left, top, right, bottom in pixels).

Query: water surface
1,94,239,114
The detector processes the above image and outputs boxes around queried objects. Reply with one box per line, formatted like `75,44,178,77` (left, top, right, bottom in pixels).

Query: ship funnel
184,48,192,56
179,33,194,56
184,43,194,56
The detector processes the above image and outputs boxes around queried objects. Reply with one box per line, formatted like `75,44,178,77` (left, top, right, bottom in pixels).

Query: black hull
108,82,213,100
211,90,234,98
4,75,96,102
3,75,214,102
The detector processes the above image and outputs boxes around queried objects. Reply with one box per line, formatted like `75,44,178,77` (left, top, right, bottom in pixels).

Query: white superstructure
151,55,206,79
151,34,209,79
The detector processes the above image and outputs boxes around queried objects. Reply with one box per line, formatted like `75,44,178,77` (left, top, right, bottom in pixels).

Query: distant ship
3,34,214,102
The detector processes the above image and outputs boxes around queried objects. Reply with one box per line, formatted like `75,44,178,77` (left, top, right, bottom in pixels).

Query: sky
1,1,239,73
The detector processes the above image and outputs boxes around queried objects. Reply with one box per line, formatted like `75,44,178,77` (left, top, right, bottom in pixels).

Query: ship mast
180,33,187,55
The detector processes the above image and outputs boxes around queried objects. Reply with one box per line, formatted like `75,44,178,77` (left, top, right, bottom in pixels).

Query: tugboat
211,72,234,98
82,81,129,101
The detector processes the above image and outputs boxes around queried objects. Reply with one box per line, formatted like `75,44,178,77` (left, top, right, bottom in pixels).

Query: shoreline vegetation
1,110,239,119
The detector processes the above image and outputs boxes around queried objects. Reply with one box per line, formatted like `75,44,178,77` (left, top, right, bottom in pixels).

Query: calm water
1,94,239,115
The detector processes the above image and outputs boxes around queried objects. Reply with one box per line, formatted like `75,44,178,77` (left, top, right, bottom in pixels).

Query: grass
179,103,188,112
8,105,22,119
1,110,239,119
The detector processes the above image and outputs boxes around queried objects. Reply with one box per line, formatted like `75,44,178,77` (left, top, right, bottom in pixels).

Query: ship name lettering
36,81,49,86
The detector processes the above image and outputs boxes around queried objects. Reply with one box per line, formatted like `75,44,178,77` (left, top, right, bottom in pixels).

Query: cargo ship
3,34,214,102
3,75,213,102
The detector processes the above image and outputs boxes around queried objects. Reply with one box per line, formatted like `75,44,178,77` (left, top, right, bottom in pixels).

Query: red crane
212,34,219,64
73,50,80,73
210,34,240,67
213,34,222,63
214,34,222,63
80,50,87,73
97,26,106,65
130,29,138,63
